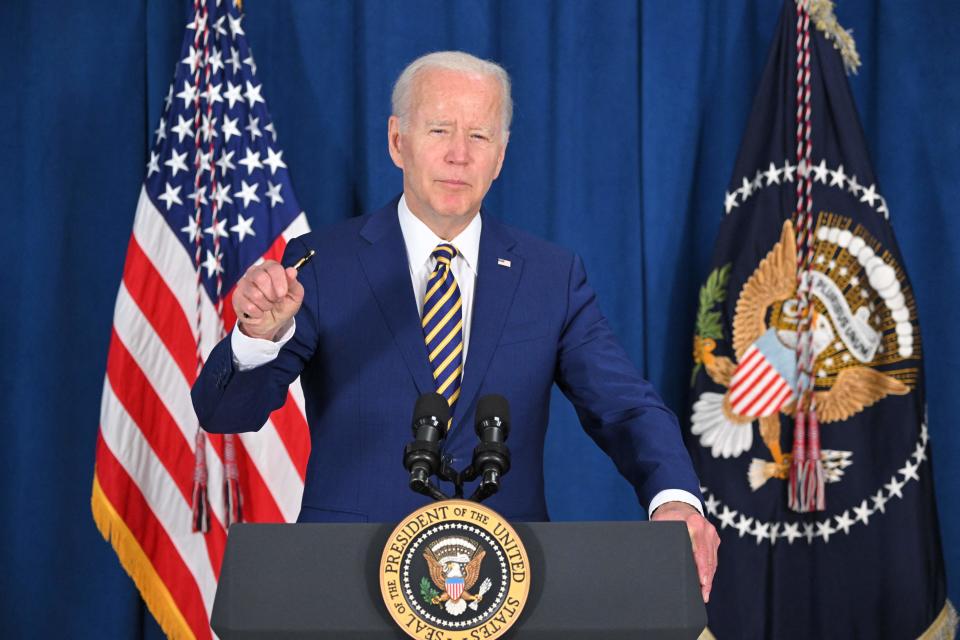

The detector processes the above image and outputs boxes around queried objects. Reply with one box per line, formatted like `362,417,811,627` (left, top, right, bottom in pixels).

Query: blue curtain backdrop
1,1,957,637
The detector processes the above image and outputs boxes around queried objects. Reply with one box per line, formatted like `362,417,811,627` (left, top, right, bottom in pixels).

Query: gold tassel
807,0,862,75
91,474,197,640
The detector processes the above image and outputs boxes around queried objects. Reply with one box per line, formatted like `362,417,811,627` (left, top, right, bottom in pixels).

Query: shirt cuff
230,320,296,371
648,489,704,517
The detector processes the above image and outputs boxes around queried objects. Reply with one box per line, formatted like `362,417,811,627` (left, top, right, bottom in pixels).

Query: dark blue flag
686,2,955,637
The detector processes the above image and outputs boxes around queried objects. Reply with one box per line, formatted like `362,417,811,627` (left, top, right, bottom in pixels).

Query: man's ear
492,135,509,180
387,115,404,169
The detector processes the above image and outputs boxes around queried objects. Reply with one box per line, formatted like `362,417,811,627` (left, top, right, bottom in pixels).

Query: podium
212,521,706,639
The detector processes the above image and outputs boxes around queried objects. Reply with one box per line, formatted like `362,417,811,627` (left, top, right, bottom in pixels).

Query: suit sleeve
191,236,320,433
554,253,703,510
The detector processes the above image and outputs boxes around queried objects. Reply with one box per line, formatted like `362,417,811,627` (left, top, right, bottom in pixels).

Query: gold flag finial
807,0,862,75
235,0,242,10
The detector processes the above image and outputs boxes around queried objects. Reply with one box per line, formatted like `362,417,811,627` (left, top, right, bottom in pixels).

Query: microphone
469,394,511,502
403,392,450,499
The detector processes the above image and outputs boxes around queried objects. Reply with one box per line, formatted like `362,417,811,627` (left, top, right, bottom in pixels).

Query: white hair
391,51,513,137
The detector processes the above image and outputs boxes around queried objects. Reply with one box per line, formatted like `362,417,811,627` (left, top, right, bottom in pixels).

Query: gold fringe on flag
91,474,197,640
918,600,959,640
807,0,862,74
698,599,957,640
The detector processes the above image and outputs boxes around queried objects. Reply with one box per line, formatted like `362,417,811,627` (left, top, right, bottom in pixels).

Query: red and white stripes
93,189,309,639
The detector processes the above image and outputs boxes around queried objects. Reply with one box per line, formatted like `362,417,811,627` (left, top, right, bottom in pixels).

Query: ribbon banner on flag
92,1,311,637
687,1,956,638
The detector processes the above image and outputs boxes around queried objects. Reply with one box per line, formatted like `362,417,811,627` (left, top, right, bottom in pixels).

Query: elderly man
192,51,719,601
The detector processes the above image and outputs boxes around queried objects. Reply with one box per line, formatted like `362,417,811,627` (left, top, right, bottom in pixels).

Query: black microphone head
475,394,510,437
413,392,451,429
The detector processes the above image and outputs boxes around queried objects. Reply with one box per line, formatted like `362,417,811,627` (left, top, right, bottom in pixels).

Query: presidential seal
379,500,530,640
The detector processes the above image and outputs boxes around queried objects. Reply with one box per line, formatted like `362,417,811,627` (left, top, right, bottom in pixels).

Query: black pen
292,248,316,272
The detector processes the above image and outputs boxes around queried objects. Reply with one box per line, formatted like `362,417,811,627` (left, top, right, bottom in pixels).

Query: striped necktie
422,243,464,420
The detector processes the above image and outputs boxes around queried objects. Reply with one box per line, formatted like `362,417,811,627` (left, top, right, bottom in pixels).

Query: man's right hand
233,260,305,341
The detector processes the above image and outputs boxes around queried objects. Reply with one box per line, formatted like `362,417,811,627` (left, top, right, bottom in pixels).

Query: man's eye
430,128,447,134
471,134,489,141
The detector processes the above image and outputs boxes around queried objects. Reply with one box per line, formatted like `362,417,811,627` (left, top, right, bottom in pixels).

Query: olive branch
691,263,731,385
420,577,440,603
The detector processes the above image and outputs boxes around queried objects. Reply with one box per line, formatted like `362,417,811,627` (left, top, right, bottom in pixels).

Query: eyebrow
425,119,494,134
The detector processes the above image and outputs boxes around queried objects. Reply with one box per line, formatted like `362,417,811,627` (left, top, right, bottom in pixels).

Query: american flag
91,1,310,638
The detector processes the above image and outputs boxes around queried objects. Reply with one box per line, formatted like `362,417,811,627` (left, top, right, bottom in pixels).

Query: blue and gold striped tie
422,243,464,421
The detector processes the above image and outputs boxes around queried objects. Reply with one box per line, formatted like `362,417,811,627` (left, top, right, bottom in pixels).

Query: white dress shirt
230,195,702,517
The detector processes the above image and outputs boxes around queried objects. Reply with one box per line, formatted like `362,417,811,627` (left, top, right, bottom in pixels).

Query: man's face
388,68,508,238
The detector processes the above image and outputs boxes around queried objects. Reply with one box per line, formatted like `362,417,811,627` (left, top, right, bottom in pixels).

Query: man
192,51,719,601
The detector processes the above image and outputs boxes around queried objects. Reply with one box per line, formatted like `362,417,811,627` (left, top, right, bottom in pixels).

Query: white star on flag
239,148,263,174
222,115,241,142
186,11,207,33
201,249,224,277
853,500,873,525
201,114,219,143
236,180,260,208
781,159,796,182
203,82,223,106
216,150,236,176
816,520,836,543
165,150,189,177
264,148,287,174
834,510,855,535
224,81,243,109
244,81,264,108
885,476,906,499
204,219,229,239
188,185,208,206
228,46,241,73
146,152,160,177
245,115,262,140
763,162,782,185
829,164,847,187
208,49,224,74
176,80,198,109
158,182,183,210
859,183,879,207
180,215,200,242
811,159,829,183
228,13,244,38
266,182,283,207
195,149,213,176
182,45,202,75
231,213,256,242
723,191,738,214
171,115,193,143
781,523,801,544
717,505,737,529
213,183,233,208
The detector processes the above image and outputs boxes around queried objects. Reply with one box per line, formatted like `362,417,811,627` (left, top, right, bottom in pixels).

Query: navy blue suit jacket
192,199,701,522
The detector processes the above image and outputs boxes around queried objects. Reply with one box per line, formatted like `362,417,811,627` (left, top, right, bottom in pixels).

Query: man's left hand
650,501,720,603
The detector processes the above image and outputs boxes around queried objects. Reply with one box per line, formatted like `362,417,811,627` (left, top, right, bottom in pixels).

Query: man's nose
444,132,470,164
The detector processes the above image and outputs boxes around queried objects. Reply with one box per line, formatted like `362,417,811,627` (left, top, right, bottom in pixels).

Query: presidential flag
91,1,310,637
687,1,955,637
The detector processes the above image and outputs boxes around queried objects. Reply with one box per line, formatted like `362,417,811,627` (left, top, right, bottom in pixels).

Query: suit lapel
357,203,436,397
450,217,523,433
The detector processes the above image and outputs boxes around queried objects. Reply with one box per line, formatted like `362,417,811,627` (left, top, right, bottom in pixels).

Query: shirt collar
397,194,482,275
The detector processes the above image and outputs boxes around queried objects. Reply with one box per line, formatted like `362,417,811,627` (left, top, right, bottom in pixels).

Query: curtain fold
0,1,957,636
